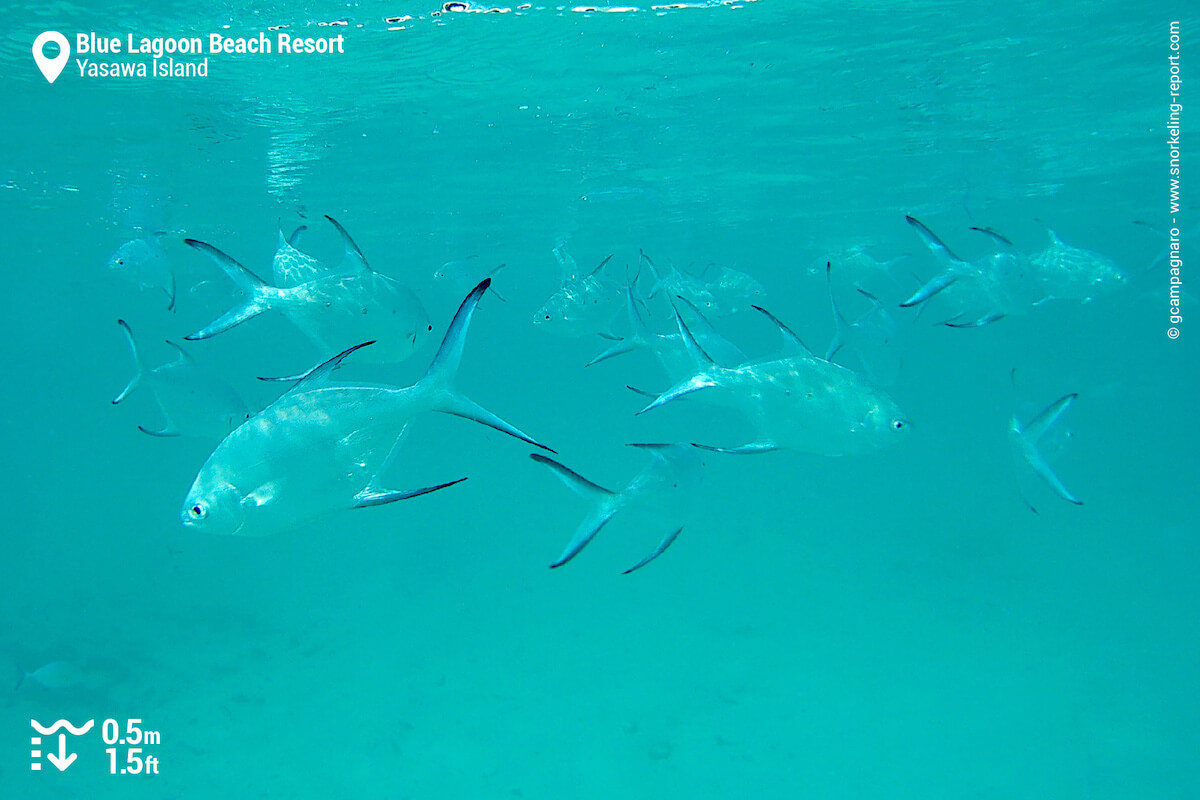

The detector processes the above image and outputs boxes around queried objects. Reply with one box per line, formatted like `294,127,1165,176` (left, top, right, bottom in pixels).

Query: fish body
532,443,702,572
107,234,176,310
272,224,325,287
701,264,767,315
113,319,249,438
1029,229,1126,303
900,216,1042,326
433,257,508,300
587,284,746,380
182,279,550,537
641,250,721,315
533,247,622,337
825,261,900,385
15,661,83,691
640,306,909,456
186,216,431,364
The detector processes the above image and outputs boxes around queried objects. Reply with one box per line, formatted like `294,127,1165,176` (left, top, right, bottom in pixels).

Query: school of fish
104,213,1132,574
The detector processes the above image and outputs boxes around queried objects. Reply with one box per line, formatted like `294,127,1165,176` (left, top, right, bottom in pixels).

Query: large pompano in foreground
182,279,552,537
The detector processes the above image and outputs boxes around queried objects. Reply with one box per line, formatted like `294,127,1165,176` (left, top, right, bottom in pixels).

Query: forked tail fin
184,239,278,339
422,279,554,452
530,453,620,568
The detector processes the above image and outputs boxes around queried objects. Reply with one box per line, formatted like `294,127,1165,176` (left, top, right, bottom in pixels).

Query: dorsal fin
906,215,967,264
672,301,714,366
324,215,371,274
272,341,375,398
288,224,307,248
752,305,812,356
589,254,614,278
163,340,193,367
970,226,1017,250
826,261,848,361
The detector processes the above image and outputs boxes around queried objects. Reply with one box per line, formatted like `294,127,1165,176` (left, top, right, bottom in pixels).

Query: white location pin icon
32,31,70,84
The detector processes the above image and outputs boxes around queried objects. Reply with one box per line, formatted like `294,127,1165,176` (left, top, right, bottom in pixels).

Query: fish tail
183,239,276,340
113,319,144,404
14,673,24,691
423,280,554,452
531,453,620,568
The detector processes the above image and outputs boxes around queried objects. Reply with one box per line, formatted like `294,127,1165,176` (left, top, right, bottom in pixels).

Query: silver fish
181,279,551,537
1009,370,1082,508
1028,226,1126,303
185,216,431,364
641,250,721,316
899,216,1038,327
638,306,910,456
588,282,746,380
433,256,508,301
700,263,767,315
113,319,250,438
532,247,622,337
107,234,176,310
825,261,901,386
531,443,703,573
15,661,84,691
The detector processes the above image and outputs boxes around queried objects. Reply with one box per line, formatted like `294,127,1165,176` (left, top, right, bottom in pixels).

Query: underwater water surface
1,1,1197,798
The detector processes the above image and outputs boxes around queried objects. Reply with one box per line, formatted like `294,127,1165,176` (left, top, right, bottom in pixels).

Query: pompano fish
899,216,1038,327
1009,370,1083,509
641,250,721,316
531,443,703,573
182,279,552,537
532,245,622,337
107,234,176,310
432,256,508,301
113,319,250,438
825,262,901,386
1028,226,1126,303
638,305,910,456
185,216,432,364
15,661,85,691
700,263,767,315
587,283,746,379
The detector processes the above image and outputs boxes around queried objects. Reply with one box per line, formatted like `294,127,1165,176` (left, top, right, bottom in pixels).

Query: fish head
106,238,153,273
181,478,247,536
862,395,912,446
533,293,571,327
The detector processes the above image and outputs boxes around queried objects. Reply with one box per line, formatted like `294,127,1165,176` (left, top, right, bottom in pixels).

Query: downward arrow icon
46,734,76,771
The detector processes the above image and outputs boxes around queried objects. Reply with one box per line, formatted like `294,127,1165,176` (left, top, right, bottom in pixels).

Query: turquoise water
3,1,1198,797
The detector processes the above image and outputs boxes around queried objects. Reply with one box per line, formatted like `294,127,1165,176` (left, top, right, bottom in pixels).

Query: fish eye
188,503,207,521
427,324,433,331
544,314,551,320
892,419,906,431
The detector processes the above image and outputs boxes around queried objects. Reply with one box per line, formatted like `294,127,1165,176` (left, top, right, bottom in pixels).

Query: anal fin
353,477,468,508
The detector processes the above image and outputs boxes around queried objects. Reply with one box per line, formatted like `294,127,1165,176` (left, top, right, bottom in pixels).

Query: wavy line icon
31,719,94,736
